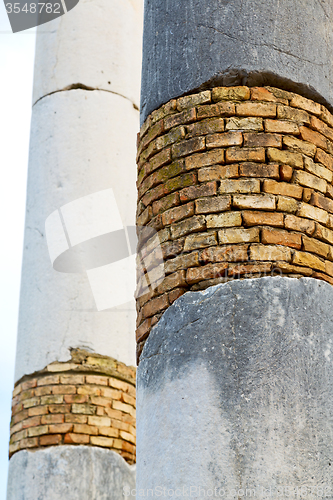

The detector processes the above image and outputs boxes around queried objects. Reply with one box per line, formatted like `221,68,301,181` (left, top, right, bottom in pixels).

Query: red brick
172,137,205,159
179,181,217,202
280,165,293,182
186,263,228,284
49,423,73,434
261,227,302,249
239,163,279,179
39,434,62,446
64,433,90,444
225,147,265,164
300,126,328,151
311,192,333,214
243,132,281,148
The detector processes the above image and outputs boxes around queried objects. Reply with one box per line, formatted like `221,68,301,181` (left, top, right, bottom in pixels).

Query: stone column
7,1,142,498
136,1,333,495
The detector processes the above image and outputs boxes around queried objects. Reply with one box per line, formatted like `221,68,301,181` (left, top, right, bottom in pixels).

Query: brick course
10,350,136,464
137,86,333,361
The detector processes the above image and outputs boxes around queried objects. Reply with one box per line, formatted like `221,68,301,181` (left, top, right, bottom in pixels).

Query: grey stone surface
137,277,333,495
141,0,333,123
6,446,135,500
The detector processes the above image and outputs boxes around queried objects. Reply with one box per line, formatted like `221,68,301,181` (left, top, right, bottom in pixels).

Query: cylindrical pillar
136,0,333,494
7,1,142,498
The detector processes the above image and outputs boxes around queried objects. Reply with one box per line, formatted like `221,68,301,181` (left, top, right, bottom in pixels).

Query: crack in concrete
198,24,324,66
33,83,139,110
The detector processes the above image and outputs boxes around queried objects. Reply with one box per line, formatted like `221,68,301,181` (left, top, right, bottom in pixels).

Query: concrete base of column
137,277,333,496
6,446,135,500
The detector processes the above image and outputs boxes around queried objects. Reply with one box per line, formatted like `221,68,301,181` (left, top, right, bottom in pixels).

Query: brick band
10,350,136,464
136,86,333,360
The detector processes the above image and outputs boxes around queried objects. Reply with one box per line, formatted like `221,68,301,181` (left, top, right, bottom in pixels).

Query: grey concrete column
7,0,142,498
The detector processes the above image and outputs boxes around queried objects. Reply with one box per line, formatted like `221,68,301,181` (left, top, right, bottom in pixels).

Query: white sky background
0,3,35,498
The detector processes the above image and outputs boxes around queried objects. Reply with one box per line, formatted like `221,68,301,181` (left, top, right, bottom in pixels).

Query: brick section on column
136,86,333,361
9,350,136,464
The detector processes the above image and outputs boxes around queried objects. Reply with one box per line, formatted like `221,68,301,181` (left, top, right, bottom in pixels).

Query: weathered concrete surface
15,90,138,382
137,277,333,494
141,0,333,122
6,446,135,500
33,0,143,108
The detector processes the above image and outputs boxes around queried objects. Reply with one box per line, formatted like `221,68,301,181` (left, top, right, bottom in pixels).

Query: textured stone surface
140,0,333,122
16,90,138,382
6,447,135,499
137,277,333,492
33,0,143,107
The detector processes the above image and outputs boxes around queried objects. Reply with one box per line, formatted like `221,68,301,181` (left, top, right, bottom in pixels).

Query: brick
48,404,71,414
293,251,325,272
233,194,276,211
198,164,238,182
21,416,41,429
200,245,248,264
72,424,98,435
41,414,64,425
311,116,333,142
19,437,39,449
300,126,328,151
311,192,333,214
327,184,333,200
242,211,284,227
64,395,88,405
22,397,40,408
155,270,187,295
152,100,177,124
263,179,302,199
229,262,273,277
218,227,259,245
48,423,73,434
12,385,22,397
274,262,313,277
28,425,49,438
236,102,276,117
312,272,333,284
99,387,121,399
225,117,263,131
304,156,332,183
40,395,63,405
21,389,35,400
298,202,329,225
88,415,111,427
37,375,59,386
77,386,101,396
277,196,299,214
10,422,23,435
320,106,333,127
212,86,250,102
160,239,184,260
206,212,242,229
147,148,172,175
293,171,327,193
136,206,152,227
280,165,293,182
122,393,136,407
52,385,76,395
90,436,113,448
155,127,186,152
140,120,164,151
65,414,87,424
239,162,279,179
28,406,48,417
277,105,310,124
290,95,321,115
326,260,333,276
197,101,235,119
72,404,96,415
109,378,132,392
152,192,180,216
186,263,228,284
99,427,119,438
267,148,303,169
185,149,224,170
164,251,200,274
164,108,196,131
112,401,135,416
251,87,284,103
250,245,292,262
64,433,90,444
180,182,217,202
206,131,242,148
226,147,265,164
284,215,315,236
184,232,218,251
165,173,197,195
261,227,302,249
172,137,205,159
195,195,231,214
315,148,333,171
243,132,281,148
86,375,108,386
21,379,37,391
11,429,28,442
39,434,62,446
170,215,206,239
142,294,169,318
59,374,85,385
162,202,195,226
186,118,224,138
219,179,260,194
314,224,333,245
303,188,313,203
282,135,316,158
265,119,299,135
177,91,211,111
